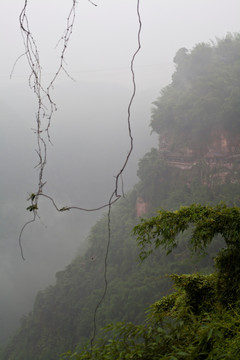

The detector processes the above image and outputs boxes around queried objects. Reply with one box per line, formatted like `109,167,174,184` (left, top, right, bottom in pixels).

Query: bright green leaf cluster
133,203,240,261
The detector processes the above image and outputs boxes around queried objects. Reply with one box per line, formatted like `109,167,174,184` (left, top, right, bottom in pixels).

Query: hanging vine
17,0,142,345
18,0,88,259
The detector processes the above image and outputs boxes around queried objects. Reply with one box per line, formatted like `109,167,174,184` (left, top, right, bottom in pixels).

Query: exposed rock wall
158,129,240,186
136,197,150,217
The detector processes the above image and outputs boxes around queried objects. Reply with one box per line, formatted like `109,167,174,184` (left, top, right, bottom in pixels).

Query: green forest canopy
62,204,240,359
151,33,240,150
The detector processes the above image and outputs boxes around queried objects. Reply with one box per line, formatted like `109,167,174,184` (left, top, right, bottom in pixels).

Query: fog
0,0,239,345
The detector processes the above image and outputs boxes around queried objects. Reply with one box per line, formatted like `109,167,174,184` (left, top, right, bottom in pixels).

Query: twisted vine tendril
17,0,142,347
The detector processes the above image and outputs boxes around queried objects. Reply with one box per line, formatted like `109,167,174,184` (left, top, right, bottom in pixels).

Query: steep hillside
67,204,240,360
3,33,240,360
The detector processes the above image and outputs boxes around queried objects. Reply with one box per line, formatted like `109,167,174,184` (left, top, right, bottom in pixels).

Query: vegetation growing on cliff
61,204,240,359
151,33,240,151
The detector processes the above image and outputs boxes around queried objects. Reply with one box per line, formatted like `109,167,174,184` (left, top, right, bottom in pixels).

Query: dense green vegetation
3,33,240,359
62,273,240,359
151,33,240,150
61,204,240,359
4,194,212,360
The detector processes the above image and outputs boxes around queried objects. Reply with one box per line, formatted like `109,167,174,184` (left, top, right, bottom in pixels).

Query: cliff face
158,128,240,187
136,197,150,217
149,34,240,191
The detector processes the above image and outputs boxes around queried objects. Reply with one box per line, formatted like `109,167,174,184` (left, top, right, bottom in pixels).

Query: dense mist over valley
0,80,158,344
0,0,240,352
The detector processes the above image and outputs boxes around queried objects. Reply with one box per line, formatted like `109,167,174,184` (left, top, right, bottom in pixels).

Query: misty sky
0,0,240,346
1,0,240,90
